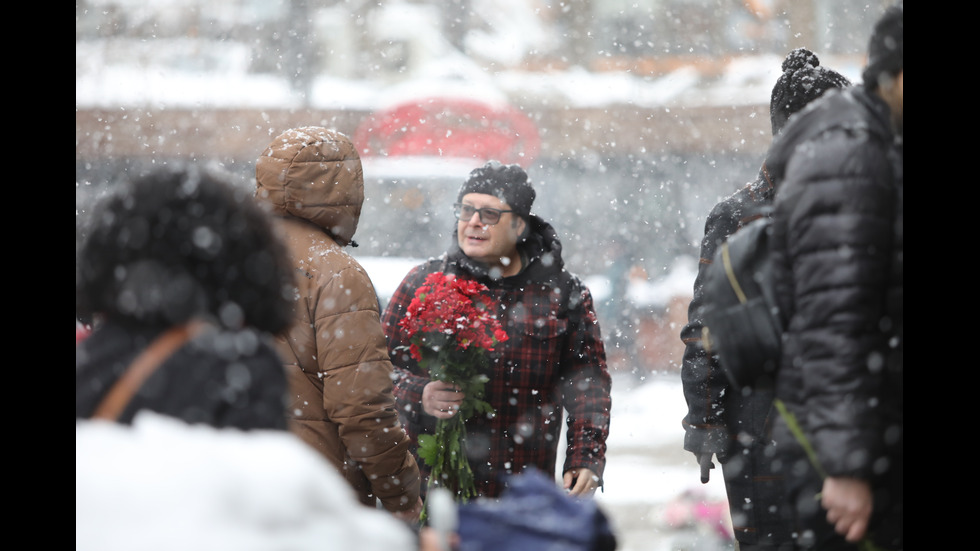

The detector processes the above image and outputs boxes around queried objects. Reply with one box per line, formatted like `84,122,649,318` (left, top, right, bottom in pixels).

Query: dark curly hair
76,163,294,334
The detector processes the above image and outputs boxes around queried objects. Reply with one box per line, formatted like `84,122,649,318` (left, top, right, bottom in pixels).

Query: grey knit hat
457,161,536,219
862,3,903,90
769,48,851,135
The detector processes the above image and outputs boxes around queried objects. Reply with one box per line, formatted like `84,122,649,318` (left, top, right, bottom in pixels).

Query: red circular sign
354,97,540,165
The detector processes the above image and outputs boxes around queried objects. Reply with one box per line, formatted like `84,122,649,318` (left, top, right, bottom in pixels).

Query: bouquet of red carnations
398,272,508,511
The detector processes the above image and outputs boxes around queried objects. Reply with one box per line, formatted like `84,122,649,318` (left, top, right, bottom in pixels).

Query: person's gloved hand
697,453,715,484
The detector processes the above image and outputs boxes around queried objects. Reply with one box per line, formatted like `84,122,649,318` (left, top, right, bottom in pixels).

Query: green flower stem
418,411,478,523
400,274,506,525
774,399,826,479
773,399,884,551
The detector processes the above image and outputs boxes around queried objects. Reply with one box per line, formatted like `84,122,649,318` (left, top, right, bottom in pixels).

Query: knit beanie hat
862,3,903,90
457,161,536,219
769,48,851,135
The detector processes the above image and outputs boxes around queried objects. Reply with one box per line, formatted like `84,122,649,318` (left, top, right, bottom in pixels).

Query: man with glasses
382,161,612,500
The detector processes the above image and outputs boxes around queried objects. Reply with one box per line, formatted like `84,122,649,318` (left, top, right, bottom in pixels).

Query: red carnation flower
397,273,507,516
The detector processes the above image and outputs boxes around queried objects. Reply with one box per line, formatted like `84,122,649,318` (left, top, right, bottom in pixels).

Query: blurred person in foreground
75,163,295,430
254,127,423,523
382,161,612,499
76,411,426,551
765,4,903,548
680,48,850,549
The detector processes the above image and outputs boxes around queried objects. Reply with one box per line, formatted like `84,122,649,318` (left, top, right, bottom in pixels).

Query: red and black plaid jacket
381,216,612,498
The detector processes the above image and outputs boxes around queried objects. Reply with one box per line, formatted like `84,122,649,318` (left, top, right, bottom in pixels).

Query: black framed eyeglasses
453,203,515,225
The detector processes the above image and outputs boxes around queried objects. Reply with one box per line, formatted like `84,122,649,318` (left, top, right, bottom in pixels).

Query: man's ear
515,216,528,240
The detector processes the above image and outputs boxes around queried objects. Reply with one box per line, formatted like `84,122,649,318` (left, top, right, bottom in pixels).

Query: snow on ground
601,374,724,503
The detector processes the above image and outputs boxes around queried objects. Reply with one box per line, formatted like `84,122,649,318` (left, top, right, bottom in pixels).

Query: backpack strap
91,320,208,421
720,242,748,305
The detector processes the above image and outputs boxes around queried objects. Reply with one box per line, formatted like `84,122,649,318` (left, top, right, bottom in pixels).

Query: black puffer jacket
767,85,902,544
681,165,773,462
679,165,794,545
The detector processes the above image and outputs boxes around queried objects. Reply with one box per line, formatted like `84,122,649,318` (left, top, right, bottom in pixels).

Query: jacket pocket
521,317,568,341
503,318,568,389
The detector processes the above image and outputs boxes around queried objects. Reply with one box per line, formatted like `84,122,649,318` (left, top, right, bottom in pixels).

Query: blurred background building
76,0,890,376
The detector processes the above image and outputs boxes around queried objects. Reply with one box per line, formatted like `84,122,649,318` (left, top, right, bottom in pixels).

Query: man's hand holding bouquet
398,273,507,517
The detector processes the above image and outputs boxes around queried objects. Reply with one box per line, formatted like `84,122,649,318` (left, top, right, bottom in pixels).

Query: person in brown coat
255,126,422,522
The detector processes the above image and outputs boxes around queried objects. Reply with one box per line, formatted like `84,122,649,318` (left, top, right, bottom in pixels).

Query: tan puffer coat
255,127,420,513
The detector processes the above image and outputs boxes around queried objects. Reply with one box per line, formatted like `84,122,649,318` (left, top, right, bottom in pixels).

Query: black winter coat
766,85,903,547
679,165,793,545
681,165,774,461
76,319,290,431
384,215,611,499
